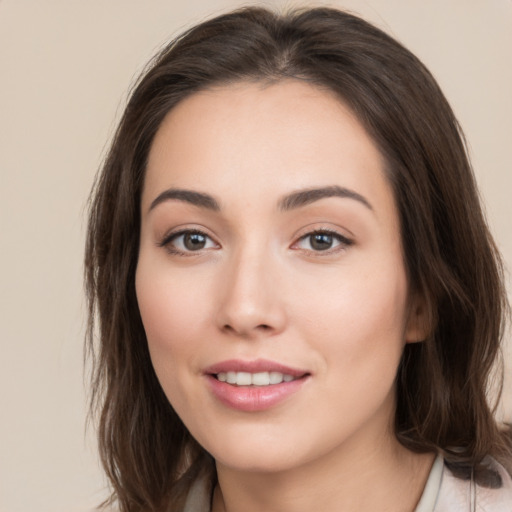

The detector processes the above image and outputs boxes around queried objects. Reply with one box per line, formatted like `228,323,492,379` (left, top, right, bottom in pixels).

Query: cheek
135,259,218,428
293,257,409,372
135,257,209,383
309,261,406,322
299,262,409,435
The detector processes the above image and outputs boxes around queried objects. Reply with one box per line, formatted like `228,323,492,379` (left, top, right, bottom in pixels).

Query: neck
212,435,435,512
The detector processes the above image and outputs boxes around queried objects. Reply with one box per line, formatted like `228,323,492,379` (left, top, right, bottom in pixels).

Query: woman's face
136,80,425,473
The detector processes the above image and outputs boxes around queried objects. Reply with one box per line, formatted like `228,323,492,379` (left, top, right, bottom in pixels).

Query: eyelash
158,229,218,256
293,229,354,254
158,228,353,256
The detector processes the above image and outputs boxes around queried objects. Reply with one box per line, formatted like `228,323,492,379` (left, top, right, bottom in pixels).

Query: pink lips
204,359,310,412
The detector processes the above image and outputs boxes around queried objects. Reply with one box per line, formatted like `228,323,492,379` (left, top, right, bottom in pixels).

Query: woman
85,6,512,511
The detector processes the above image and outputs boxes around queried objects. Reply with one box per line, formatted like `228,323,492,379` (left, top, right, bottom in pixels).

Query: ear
404,293,431,343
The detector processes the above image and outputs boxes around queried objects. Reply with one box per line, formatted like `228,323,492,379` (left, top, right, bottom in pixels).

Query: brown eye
310,233,334,251
183,232,207,250
294,230,353,253
161,230,217,254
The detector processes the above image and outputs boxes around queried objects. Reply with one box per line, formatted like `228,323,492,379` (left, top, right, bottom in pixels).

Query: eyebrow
148,185,373,214
278,185,373,212
149,188,221,213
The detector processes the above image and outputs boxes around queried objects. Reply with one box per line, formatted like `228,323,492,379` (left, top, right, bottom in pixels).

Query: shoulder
435,458,512,511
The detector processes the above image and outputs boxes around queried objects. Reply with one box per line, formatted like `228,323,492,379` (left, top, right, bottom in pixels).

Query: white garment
416,454,512,511
183,455,512,512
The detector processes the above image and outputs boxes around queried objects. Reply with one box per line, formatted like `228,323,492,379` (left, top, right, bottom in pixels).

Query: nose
215,246,287,339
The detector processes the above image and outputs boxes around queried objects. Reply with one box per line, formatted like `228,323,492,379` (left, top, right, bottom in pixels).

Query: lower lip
206,375,308,412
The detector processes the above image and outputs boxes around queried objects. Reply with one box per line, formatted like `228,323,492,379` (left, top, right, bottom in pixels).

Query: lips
204,359,310,412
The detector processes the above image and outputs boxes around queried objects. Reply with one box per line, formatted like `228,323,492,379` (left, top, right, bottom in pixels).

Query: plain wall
1,1,510,511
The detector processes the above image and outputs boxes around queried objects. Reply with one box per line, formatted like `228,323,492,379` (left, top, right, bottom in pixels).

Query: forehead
143,80,394,220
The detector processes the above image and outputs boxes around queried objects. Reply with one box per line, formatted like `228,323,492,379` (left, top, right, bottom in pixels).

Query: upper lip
204,359,310,377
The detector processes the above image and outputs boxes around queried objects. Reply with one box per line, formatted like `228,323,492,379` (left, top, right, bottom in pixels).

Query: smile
204,359,310,411
216,371,297,386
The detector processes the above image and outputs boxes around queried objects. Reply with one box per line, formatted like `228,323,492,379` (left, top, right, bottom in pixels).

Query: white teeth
237,372,252,386
216,371,297,386
252,372,270,386
269,371,283,384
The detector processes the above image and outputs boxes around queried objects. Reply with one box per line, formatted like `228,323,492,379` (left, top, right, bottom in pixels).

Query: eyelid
291,227,354,254
158,227,220,255
156,224,353,256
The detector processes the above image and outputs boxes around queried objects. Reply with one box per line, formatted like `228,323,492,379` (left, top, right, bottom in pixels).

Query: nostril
221,323,272,336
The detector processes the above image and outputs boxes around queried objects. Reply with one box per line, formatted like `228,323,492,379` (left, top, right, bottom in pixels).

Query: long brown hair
85,6,511,511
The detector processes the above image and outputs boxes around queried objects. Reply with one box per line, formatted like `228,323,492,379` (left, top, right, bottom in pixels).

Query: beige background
0,1,510,511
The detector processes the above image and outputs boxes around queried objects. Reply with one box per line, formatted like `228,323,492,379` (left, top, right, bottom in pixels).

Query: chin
196,425,325,475
213,446,303,474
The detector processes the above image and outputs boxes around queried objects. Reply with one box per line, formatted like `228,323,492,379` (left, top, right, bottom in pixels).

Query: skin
136,80,433,512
